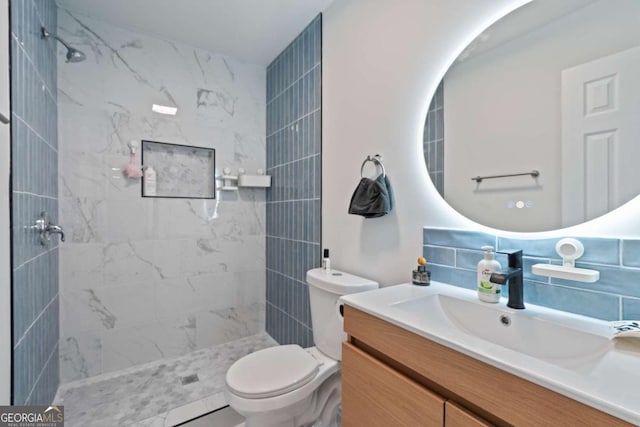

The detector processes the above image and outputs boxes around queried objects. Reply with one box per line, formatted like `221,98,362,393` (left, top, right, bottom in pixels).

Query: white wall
57,9,266,382
444,0,640,232
0,0,10,406
322,0,640,287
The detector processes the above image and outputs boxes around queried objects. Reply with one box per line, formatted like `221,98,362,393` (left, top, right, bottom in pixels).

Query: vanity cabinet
445,402,493,427
342,341,445,426
343,342,491,427
342,305,632,427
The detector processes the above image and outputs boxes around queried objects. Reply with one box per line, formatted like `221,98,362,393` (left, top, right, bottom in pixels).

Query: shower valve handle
28,212,65,245
46,224,65,242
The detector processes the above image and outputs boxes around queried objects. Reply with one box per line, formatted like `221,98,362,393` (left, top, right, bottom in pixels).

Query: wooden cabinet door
342,342,445,426
445,401,493,427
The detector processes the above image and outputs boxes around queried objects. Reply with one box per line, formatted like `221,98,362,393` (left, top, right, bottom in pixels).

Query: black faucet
489,249,525,309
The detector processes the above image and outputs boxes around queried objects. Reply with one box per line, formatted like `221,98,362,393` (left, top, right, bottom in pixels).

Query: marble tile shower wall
266,15,321,347
56,10,266,383
423,227,640,320
10,0,59,405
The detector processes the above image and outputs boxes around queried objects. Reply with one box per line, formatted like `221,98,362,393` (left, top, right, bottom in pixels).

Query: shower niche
141,140,216,199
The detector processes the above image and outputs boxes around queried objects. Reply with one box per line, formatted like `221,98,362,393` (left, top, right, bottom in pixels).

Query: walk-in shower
8,0,320,424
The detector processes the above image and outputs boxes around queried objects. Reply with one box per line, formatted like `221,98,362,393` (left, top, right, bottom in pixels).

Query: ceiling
56,0,335,65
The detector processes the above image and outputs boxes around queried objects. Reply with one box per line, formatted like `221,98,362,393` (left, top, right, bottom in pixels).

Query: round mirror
424,0,640,232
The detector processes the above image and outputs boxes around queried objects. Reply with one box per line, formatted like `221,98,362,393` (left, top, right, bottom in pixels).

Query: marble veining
54,333,276,427
197,88,237,116
57,7,266,383
60,336,93,380
64,11,153,88
84,289,117,329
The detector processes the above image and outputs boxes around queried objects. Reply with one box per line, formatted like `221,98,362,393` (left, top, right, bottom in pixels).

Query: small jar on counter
412,257,431,286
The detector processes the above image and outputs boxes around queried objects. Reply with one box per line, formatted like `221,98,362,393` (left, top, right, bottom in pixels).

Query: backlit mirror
424,0,640,232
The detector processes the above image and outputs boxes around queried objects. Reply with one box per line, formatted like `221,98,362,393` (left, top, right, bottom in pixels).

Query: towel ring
360,155,386,178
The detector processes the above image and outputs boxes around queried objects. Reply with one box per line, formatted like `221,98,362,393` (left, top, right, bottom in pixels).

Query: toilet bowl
225,346,340,426
224,269,378,427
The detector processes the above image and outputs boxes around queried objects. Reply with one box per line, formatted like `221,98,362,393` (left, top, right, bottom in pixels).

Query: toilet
225,268,378,427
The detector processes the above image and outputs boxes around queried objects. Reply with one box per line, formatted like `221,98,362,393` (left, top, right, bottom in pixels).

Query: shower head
65,46,86,63
41,27,86,63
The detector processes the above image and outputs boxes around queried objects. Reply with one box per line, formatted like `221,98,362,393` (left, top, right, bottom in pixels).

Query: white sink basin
391,293,612,360
339,281,640,425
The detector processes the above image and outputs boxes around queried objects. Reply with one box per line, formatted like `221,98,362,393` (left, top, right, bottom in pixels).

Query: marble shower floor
54,332,277,427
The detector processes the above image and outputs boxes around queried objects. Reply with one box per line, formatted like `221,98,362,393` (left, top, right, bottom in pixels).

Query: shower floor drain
180,373,200,385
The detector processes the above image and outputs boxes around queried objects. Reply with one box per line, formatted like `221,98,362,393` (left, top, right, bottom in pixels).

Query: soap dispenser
477,246,501,303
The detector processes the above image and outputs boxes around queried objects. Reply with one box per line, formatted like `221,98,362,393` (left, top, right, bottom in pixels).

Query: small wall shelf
238,175,271,188
216,171,271,191
531,264,599,283
531,238,599,283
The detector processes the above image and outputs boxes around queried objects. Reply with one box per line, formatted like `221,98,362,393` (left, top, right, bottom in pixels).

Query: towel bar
471,170,539,183
361,154,386,178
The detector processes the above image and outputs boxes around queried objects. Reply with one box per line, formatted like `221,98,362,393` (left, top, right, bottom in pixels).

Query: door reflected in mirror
424,0,640,232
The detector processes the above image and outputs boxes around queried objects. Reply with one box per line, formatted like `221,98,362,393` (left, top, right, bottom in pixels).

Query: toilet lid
226,345,320,399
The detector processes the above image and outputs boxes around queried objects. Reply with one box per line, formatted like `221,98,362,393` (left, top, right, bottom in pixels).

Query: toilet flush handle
336,300,346,322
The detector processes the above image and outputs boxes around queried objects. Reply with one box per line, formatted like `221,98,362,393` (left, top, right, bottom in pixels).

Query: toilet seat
226,345,320,399
225,346,340,420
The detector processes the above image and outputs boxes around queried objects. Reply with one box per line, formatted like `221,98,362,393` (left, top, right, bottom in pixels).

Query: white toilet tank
306,268,378,360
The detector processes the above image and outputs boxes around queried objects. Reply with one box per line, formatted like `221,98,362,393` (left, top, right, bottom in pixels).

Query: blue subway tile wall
266,15,321,347
10,0,59,405
424,228,640,321
423,80,444,196
622,298,640,319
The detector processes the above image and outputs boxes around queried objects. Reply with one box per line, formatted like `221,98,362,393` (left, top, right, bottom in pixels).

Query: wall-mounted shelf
531,264,599,283
238,175,271,188
531,238,599,283
216,173,271,190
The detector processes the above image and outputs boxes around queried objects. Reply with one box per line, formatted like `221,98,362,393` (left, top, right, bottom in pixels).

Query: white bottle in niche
477,246,501,303
144,166,157,196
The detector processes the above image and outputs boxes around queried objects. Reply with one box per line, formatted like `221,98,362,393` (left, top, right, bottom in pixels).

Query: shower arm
41,27,73,50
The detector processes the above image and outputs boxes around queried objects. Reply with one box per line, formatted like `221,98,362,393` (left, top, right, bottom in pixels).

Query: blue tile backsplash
266,15,322,347
10,0,59,405
424,227,640,321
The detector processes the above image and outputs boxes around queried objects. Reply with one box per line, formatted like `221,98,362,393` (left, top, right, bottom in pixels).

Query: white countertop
340,282,640,425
